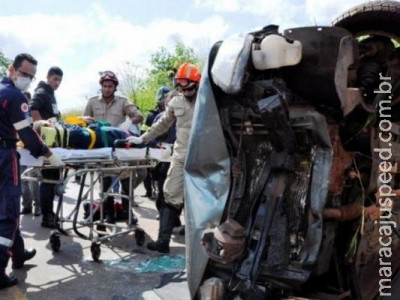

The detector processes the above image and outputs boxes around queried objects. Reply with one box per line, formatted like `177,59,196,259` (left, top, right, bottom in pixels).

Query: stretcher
19,142,173,261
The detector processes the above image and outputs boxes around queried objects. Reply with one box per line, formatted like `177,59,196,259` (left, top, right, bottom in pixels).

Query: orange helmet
174,62,201,88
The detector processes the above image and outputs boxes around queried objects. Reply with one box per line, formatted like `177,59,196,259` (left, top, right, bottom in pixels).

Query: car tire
333,0,400,40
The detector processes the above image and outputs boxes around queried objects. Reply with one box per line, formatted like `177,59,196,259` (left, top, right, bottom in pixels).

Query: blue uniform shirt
0,77,49,157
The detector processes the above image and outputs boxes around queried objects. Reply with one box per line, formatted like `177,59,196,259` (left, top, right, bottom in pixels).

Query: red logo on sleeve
21,103,29,113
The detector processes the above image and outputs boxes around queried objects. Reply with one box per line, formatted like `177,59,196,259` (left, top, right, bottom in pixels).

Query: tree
118,62,154,114
150,41,199,76
0,51,11,77
120,42,204,116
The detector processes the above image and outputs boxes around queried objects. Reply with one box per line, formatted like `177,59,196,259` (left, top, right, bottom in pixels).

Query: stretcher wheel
91,242,101,262
50,233,61,252
135,228,145,246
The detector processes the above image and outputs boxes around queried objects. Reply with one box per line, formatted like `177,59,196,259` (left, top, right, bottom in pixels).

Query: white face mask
14,76,32,91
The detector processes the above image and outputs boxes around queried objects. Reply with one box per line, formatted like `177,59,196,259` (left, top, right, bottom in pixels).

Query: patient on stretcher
33,118,141,149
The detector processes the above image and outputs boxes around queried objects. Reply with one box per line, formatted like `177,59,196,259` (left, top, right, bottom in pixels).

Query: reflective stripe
185,65,193,78
13,118,32,130
86,128,96,149
0,236,13,247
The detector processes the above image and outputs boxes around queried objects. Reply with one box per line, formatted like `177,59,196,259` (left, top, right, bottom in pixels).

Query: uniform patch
21,103,29,113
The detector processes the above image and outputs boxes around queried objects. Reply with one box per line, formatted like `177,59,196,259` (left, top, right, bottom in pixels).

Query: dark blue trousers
0,149,25,274
40,169,60,217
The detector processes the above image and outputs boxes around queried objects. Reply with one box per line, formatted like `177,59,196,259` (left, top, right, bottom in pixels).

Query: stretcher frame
21,148,161,261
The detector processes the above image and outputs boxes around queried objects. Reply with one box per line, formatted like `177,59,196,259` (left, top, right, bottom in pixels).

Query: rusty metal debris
201,219,246,264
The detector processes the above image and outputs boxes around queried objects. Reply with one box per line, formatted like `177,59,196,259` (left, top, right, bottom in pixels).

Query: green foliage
118,63,158,114
120,42,204,117
130,70,172,115
0,51,11,77
150,42,199,76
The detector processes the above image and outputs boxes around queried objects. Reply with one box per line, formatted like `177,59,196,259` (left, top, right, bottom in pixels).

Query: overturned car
184,1,400,299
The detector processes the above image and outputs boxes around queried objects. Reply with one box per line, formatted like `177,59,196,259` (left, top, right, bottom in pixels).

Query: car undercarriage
184,1,400,299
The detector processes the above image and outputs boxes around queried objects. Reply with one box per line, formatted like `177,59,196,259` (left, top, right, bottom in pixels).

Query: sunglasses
17,69,36,81
180,85,197,92
174,78,191,88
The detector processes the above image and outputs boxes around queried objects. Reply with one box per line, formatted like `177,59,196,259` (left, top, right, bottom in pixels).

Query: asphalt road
0,177,189,300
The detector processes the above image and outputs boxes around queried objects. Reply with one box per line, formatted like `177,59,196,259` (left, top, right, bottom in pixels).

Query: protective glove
47,152,65,167
127,136,143,145
47,117,57,125
33,120,51,132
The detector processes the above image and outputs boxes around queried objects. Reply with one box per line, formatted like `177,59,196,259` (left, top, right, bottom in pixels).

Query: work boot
147,205,179,253
147,239,170,253
21,207,32,215
0,274,18,289
41,213,56,229
12,248,37,269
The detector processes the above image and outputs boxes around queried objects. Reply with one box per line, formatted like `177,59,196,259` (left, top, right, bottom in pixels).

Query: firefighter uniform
84,95,142,127
142,94,195,208
0,77,49,276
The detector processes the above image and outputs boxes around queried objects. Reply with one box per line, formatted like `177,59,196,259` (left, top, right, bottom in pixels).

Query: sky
0,0,370,112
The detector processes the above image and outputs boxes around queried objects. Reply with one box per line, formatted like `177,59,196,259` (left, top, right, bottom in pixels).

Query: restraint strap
62,127,68,148
55,127,61,147
86,128,96,149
